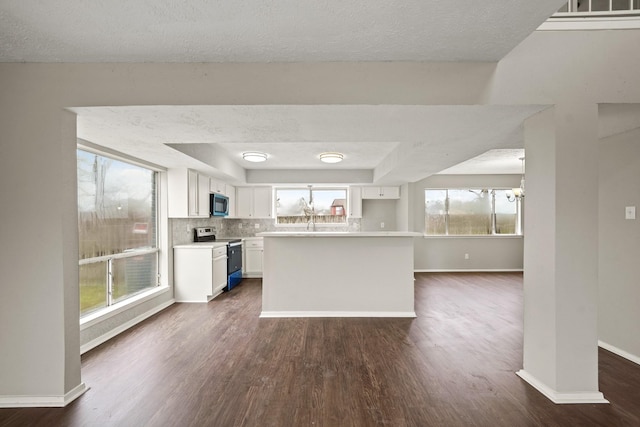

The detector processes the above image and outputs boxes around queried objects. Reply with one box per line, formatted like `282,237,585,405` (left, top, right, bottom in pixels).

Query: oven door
227,242,242,274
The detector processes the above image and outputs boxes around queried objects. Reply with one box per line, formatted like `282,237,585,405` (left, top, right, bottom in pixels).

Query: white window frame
77,143,168,321
424,188,523,237
274,186,349,227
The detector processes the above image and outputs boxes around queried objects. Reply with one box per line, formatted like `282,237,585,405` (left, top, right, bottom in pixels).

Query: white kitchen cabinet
168,168,211,218
361,186,400,199
349,186,362,218
243,237,263,278
174,245,228,302
236,187,253,218
236,187,272,218
209,178,226,195
197,173,210,216
212,247,228,294
253,187,272,218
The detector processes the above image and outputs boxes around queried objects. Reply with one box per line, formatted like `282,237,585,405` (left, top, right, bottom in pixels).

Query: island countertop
256,231,421,238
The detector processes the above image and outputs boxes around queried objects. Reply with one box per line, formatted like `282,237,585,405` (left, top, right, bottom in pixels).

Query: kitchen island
256,231,421,317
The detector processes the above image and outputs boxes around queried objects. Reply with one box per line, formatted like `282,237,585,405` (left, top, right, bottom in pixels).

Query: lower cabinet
174,245,227,302
243,237,263,278
212,247,227,294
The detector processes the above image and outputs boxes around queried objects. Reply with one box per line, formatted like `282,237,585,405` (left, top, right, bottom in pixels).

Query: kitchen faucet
306,214,316,231
302,185,317,231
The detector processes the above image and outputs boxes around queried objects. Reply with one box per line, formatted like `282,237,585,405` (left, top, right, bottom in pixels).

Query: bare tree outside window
276,187,347,225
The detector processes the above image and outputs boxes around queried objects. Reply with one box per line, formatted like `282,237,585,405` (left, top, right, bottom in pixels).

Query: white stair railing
554,0,640,16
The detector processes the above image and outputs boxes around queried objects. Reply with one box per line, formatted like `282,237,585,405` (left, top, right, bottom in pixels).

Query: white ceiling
74,105,546,184
0,0,566,63
437,149,525,175
5,0,573,184
73,103,640,185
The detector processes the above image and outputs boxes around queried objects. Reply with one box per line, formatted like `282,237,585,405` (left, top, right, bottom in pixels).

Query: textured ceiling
5,0,570,184
437,149,525,175
1,0,565,62
74,105,547,185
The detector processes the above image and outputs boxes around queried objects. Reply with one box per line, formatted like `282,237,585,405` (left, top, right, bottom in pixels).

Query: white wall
598,126,640,360
411,174,524,271
489,30,640,104
2,27,640,403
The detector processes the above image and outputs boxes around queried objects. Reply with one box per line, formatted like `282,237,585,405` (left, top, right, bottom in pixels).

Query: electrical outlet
254,223,260,229
626,206,636,220
464,253,470,260
380,222,385,228
238,223,242,229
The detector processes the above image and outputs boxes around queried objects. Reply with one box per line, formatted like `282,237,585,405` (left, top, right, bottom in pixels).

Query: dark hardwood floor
2,273,640,426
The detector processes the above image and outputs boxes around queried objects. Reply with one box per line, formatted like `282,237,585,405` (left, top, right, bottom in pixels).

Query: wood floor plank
1,274,640,426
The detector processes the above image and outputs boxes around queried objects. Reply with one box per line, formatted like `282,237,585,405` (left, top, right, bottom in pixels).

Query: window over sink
275,187,348,226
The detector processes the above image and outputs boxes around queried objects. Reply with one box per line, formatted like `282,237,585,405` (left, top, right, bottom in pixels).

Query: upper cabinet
168,168,211,218
349,186,362,218
209,178,226,195
236,187,272,218
361,186,400,200
211,179,237,218
253,187,273,218
235,187,252,218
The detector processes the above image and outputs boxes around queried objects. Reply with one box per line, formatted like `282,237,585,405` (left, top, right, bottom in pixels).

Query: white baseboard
599,340,640,366
516,370,609,404
81,299,175,354
260,311,417,318
414,269,523,273
0,382,88,408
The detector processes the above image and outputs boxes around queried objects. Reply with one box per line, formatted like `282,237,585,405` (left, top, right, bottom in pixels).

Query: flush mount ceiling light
319,152,344,163
242,151,268,162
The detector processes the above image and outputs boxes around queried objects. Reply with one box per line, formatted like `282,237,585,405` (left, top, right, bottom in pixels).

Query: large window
77,149,159,317
275,187,348,225
425,188,522,236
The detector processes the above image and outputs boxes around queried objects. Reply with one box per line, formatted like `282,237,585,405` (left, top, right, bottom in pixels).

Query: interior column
518,104,607,403
0,109,85,407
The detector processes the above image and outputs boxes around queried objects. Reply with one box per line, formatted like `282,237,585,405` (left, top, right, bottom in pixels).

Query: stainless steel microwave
210,193,229,216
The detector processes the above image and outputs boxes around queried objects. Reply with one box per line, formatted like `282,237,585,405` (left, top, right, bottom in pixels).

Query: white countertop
256,231,422,237
173,241,229,249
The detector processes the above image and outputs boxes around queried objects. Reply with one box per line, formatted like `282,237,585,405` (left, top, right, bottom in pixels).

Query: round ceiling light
319,152,344,163
242,151,268,162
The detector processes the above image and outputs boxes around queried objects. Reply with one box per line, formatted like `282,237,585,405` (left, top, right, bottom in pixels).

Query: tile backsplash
170,217,225,246
171,217,361,245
